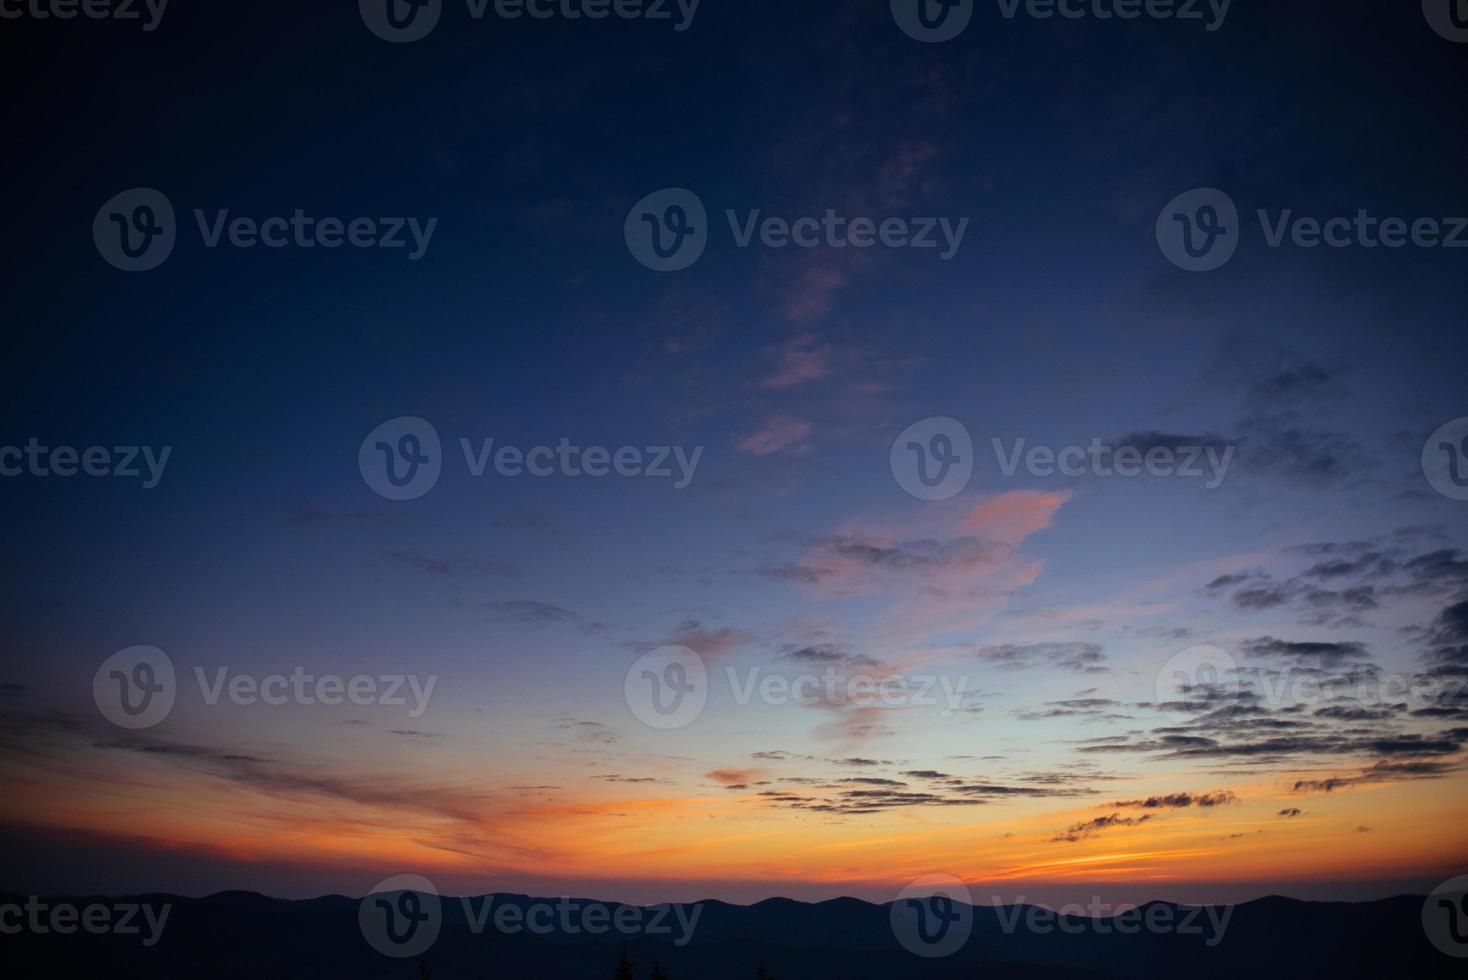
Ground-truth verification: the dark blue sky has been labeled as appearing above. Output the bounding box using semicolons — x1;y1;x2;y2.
2;0;1466;904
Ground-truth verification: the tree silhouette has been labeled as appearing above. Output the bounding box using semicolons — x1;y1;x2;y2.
612;945;635;980
649;963;670;980
756;961;774;980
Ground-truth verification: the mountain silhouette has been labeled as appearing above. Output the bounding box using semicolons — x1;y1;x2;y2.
1;888;1458;978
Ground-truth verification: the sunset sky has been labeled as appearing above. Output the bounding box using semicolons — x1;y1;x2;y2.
2;1;1466;908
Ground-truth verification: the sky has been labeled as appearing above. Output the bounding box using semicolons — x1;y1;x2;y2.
2;0;1467;908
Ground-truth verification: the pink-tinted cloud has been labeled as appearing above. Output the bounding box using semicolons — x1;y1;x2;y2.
662;624;758;660
777;491;1075;644
739;416;814;456
761;334;833;389
783;263;848;322
961;490;1074;542
879;141;940;207
705;768;766;787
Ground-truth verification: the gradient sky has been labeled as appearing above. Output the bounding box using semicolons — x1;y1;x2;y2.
2;0;1466;907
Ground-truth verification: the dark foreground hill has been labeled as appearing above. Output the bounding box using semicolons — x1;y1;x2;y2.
0;888;1456;979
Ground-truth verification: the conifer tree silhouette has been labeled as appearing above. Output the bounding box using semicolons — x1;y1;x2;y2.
756;961;774;980
649;962;670;980
612;945;635;980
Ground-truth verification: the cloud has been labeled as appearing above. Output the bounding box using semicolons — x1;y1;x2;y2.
971;642;1108;674
1052;812;1153;843
1109;791;1238;809
706;768;766;789
379;552;513;577
557;720;619;746
1241;636;1370;667
760;334;832;388
777;644;882;670
1292;759;1459;793
959;490;1073;541
1249;363;1335;403
480;600;604;633
738;416;814;456
636;621;759;661
772;490;1074;643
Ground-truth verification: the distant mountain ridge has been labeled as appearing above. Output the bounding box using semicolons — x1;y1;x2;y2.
1;888;1455;978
